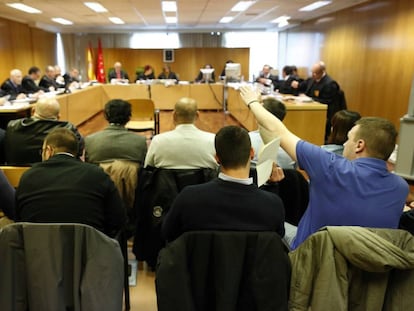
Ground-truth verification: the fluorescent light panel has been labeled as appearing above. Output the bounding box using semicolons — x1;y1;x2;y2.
84;2;108;13
299;1;331;12
271;15;290;23
165;16;177;23
220;16;234;23
6;3;41;14
231;1;255;12
162;1;177;12
108;17;125;24
52;17;73;25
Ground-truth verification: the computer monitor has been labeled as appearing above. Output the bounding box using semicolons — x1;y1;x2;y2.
225;63;241;82
200;68;214;83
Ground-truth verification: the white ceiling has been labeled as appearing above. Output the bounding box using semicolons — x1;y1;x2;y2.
0;0;370;33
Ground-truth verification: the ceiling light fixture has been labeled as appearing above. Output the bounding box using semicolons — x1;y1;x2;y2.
84;2;108;13
6;3;41;14
165;16;178;24
51;18;73;25
231;1;255;12
162;1;177;12
299;1;332;12
108;17;125;24
219;16;234;23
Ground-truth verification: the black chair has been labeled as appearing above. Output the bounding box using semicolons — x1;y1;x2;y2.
156;230;291;311
133;166;218;269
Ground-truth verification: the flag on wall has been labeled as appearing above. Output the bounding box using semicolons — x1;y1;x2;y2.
87;42;96;81
96;38;106;83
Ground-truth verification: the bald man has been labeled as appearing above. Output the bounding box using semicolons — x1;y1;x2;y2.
4;97;83;165
0;69;26;100
144;97;217;169
39;65;59;91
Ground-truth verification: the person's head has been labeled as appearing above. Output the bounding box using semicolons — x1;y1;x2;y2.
215;126;252;169
162;64;170;73
104;99;131;125
282;65;293;78
54;65;62;76
291;65;298;75
327;110;361;145
10;69;23;85
311;61;326;81
204;64;213;69
28;66;41;79
263;98;286;121
114;62;122;71
70;68;79;78
41;128;78;161
173;97;198;124
343;117;397;161
34;98;60;120
262;65;271;75
45;65;56;79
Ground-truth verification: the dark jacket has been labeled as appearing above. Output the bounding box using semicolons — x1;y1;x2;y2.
5;117;84;165
21;76;48;94
0;223;124;311
39;75;59;90
156;230;291;311
133;166;218;268
0;79;23;100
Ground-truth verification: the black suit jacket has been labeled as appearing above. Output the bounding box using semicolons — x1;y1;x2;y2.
301;74;339;105
0;79;23;100
21;76;48;93
39;75;58;90
108;70;129;81
16;154;126;237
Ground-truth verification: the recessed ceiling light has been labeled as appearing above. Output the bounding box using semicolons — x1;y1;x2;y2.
231;1;255;12
299;1;332;12
165;16;177;23
219;16;234;23
162;1;177;12
84;2;108;13
6;3;41;14
51;18;73;25
108;17;125;24
271;15;291;24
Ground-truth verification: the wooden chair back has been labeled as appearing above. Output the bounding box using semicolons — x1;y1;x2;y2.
0;166;30;188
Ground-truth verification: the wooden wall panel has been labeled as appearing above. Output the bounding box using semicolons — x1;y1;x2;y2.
0;17;56;82
280;0;414;128
101;47;249;82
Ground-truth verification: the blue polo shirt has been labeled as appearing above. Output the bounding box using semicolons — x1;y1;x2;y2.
292;140;408;249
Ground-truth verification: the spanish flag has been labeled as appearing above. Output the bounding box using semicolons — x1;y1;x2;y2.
87;42;96;81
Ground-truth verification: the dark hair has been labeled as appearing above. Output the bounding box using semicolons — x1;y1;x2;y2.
328;110;361;145
282;65;293;76
354;117;397;160
28;66;40;75
44;128;78;155
215;126;251;169
104;99;131;125
263;98;286;121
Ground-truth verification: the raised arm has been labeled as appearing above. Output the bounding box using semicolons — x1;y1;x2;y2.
239;85;301;161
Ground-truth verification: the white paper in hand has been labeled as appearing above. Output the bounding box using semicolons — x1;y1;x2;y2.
256;137;280;187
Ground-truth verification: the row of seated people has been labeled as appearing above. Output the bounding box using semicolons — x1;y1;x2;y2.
0;65;80;101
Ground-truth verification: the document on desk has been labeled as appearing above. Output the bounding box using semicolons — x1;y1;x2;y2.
256;137;280;187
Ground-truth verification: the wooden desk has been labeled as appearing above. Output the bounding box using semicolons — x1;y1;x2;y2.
0;104;34;129
189;84;224;110
226;87;327;145
151;84;190;110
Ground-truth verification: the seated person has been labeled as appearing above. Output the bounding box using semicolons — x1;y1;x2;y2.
136;65;155;81
322;110;361;155
4;98;84;165
1;69;26;100
0;169;15;221
108;61;129;83
63;68;80;89
256;64;279;90
162;125;285;242
220;60;234;79
195;64;215;83
39;65;59;91
85;99;147;164
278;65;300;95
249;98;295;169
15;128;126;238
157;64;178;81
240;86;409;250
22;66;48;94
145;97;217;169
54;65;66;88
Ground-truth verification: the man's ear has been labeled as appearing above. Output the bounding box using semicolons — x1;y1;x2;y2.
250;147;254;160
355;139;365;153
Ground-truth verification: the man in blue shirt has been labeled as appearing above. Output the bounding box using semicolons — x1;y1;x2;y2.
240;86;409;249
